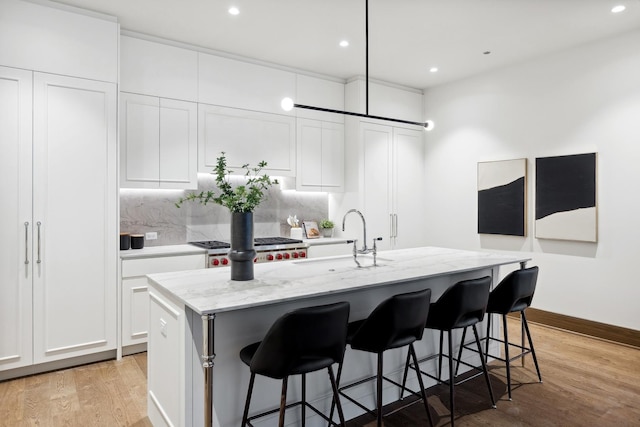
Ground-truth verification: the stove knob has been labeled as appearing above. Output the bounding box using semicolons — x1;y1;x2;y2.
221;258;229;265
254;258;258;263
276;253;283;260
292;252;299;259
267;254;274;261
299;251;306;258
212;258;220;267
284;253;290;259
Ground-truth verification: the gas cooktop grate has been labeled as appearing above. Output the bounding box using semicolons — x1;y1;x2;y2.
189;241;231;250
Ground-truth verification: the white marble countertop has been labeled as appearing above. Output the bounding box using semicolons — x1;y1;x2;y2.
303;237;351;246
147;246;530;315
120;244;206;260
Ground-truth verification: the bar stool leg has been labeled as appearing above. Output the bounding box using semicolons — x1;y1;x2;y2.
502;314;512;400
438;330;445;382
399;349;412;400
454;326;468;377
521;311;543;383
472;325;496;408
447;330;455;427
279;377;288;427
409;343;435;427
241;372;256;427
485;314;492;363
301;373;307;426
327;365;346;426
376;353;383;427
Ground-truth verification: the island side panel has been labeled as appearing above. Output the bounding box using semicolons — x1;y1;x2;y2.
183;268;496;427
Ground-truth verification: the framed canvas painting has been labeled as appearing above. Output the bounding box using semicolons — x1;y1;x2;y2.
535;153;597;242
477;158;527;236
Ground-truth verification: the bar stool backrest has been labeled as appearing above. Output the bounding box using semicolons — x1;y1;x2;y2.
249;301;350;379
350;288;432;353
427;277;492;330
488;266;539;314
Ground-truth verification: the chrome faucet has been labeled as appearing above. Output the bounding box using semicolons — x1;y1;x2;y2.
342;209;383;267
342;209;369;254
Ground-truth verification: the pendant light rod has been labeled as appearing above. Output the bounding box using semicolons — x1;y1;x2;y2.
292;103;430;128
365;0;369;116
287;0;432;130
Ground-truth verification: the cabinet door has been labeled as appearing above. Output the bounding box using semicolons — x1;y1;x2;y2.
0;66;33;371
362;122;393;251
120;92;161;188
122;277;149;347
297;119;344;191
32;73;117;363
393;127;425;249
159;98;198;189
199;104;295;176
320;122;344;191
297;119;323;190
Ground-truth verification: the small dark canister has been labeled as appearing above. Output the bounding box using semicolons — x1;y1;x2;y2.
130;234;145;249
120;233;130;250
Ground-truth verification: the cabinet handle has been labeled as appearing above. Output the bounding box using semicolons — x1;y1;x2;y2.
37;221;42;264
389;214;393;239
24;222;30;265
394;214;398;238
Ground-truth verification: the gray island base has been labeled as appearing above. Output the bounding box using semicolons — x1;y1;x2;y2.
146;246;529;427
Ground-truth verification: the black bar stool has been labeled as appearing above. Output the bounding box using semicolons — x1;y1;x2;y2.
239;301;350;427
403;276;495;427
331;289;434;427
458;266;542;400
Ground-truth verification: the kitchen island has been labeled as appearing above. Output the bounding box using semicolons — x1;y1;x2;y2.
146;246;529;427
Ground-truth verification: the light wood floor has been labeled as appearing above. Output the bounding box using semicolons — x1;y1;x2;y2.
1;318;639;426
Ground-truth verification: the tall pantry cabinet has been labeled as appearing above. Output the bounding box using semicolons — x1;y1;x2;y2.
0;1;118;376
0;68;118;373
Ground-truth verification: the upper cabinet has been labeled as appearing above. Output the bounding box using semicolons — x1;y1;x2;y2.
199;53;296;114
120;35;198;101
0;0;118;83
295;75;345;123
345;78;424;123
198;104;295;177
120;92;198;189
296;119;344;192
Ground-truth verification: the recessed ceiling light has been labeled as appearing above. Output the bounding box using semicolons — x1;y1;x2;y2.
429;67;438;73
228;6;240;15
339;40;349;47
611;5;626;13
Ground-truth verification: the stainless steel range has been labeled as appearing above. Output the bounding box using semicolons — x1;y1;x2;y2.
190;237;309;268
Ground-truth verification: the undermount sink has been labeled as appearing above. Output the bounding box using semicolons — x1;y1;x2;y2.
293;255;391;269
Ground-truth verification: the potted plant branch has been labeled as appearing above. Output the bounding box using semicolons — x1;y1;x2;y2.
176;152;274;280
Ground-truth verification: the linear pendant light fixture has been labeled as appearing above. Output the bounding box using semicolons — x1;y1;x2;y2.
281;0;433;130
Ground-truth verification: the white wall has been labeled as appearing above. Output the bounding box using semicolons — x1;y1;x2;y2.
423;29;640;330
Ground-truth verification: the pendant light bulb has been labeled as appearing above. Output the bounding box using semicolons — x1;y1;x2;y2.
424;120;435;131
281;97;294;111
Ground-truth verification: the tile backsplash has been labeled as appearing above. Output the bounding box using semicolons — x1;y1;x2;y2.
120;175;328;246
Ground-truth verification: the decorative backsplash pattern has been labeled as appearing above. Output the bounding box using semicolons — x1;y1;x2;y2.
120;175;328;246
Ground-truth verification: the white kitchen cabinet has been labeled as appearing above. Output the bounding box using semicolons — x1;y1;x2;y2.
198;52;296;114
296;118;344;192
362;122;425;250
1;69;118;375
198;104;296;177
0;0;118;83
0;66;33;371
120;92;198;189
31;73;118;364
121;254;205;353
120;35;198;101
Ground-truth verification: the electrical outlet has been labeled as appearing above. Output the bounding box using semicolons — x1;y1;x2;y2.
159;318;167;337
146;231;158;240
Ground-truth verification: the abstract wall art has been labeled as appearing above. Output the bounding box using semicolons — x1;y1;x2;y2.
535;153;597;242
477;158;527;236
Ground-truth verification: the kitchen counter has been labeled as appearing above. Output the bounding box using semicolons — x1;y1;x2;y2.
119;244;206;260
146;246;529;427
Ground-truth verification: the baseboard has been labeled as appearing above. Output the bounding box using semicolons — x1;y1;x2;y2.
509;308;640;349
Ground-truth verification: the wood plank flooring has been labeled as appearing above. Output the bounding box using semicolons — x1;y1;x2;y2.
1;319;639;426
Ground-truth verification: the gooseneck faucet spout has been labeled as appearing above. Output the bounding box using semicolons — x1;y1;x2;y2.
342;209;369;254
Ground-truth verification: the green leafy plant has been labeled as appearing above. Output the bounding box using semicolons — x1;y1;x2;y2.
175;152;274;213
319;219;335;229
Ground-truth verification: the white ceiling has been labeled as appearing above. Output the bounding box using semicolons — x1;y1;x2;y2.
51;0;640;89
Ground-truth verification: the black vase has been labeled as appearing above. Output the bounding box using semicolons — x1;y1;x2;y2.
229;211;256;281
